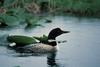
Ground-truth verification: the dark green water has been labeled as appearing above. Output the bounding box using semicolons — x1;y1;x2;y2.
0;16;100;67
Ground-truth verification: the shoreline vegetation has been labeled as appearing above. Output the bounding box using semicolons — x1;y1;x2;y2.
0;0;100;26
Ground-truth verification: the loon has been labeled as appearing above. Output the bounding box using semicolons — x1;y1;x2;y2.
11;28;70;53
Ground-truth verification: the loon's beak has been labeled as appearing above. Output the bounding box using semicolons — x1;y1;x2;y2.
62;31;70;33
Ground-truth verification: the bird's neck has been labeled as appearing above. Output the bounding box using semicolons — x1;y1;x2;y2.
48;41;57;46
47;33;57;46
48;38;57;46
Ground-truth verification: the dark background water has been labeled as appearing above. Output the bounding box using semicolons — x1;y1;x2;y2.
0;16;100;67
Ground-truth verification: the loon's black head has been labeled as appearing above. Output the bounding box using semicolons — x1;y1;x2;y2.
48;28;69;40
48;28;70;46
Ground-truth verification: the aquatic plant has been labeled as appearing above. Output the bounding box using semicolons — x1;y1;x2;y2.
7;35;37;46
7;35;48;47
0;0;41;26
0;0;100;27
33;35;48;44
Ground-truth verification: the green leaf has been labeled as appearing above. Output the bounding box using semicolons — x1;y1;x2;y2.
33;35;48;44
6;8;26;22
0;14;20;26
3;0;14;7
7;35;37;46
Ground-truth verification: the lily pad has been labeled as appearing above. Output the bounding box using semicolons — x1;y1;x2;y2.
7;35;37;46
0;14;20;26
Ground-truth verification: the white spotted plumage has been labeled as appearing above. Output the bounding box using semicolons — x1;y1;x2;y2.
23;43;58;53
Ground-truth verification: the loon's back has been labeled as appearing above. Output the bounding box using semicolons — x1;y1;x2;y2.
22;43;58;53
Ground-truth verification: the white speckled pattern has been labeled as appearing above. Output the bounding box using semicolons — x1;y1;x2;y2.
24;43;58;53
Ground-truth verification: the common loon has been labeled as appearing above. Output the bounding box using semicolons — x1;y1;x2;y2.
10;28;70;53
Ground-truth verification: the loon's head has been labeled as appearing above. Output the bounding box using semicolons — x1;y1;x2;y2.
48;28;70;46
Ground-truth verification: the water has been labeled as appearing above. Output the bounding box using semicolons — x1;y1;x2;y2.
0;16;100;67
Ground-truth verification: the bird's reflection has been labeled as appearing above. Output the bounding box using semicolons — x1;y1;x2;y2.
47;52;61;67
47;52;57;66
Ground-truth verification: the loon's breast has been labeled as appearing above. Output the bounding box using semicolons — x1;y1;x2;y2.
23;43;58;53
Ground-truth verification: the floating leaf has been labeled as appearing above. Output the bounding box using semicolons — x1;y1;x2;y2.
3;0;14;7
33;35;48;44
6;8;26;22
7;35;37;46
0;14;20;26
